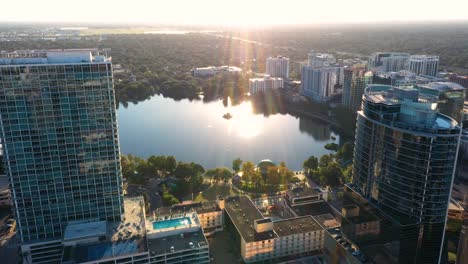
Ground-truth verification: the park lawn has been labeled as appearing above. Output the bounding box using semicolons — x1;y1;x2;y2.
194;182;236;202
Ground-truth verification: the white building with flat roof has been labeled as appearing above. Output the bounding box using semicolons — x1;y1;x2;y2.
368;52;410;73
266;56;289;79
408;55;439;77
308;51;336;68
249;76;284;94
301;66;339;102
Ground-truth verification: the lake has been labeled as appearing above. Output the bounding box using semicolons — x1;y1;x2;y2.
117;95;342;170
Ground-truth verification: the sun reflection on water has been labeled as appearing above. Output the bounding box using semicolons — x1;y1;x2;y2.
227;101;262;139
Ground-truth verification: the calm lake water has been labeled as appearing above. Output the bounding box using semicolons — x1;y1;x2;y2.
117;95;342;170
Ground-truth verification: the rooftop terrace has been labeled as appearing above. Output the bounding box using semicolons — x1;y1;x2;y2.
63;197;147;263
147;229;208;256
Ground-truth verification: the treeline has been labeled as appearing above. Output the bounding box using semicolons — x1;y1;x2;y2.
121;154;206;205
236;160;295;193
121;154;239;206
303;142;354;187
233;23;468;70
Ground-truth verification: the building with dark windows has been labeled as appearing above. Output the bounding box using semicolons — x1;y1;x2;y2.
342;67;372;111
0;50;214;264
301;65;340;102
457;226;468;264
347;84;461;264
223;195;324;263
417;82;466;122
408;55;439;77
368;52;410;73
448;74;468;93
0;50;124;244
265;56;290;79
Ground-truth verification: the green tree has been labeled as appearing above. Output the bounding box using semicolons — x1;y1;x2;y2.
241;161;256;183
324;143;340;151
278;162;294;185
342;165;353;183
320;162;343;187
336;142;354;162
205;167;232;182
303;156;318;174
267;166;280;185
232;158;243;173
165;156;177;174
251;171;264;189
319;154;333;168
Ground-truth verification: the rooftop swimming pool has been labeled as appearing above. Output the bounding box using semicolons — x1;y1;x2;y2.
153;217;192;230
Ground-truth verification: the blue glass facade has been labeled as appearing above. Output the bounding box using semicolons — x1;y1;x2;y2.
0;54;124;243
349;85;461;263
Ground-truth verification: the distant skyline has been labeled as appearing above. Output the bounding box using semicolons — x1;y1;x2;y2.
2;0;468;26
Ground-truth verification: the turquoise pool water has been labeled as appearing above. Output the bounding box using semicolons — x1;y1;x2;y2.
153;217;192;230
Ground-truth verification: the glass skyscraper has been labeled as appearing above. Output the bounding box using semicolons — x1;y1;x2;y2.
347;85;461;263
0;50;124;244
342;66;372;111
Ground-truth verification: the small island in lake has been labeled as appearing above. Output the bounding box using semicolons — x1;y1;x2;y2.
223;113;233;119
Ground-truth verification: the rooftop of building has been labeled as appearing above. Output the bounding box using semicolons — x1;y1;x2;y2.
147;228;208;256
313;213;340;229
170;200;221;215
364;84;459;130
293;201;335;217
409;55;439;59
146;211;201;238
225;196;272;242
249;76;283;81
0;49;110;65
418;82;465;92
267;56;289;60
65;197;147;263
286;187;321;199
273;216;322;237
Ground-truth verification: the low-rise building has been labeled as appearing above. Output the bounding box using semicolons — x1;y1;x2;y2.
170;200;224;235
193;66;242;77
286;187;328;207
224;195;324;263
146;211;210;264
22;197;212;264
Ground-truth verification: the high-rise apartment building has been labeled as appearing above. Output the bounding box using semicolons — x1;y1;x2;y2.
408;55;440;77
0;50;215;264
265;56;289;79
417;82;466;122
249;75;283;94
0;50;124;244
448;74;468;99
301;66;339;102
348;84;461;263
308;51;336;68
342;67;372;111
368;52;410;73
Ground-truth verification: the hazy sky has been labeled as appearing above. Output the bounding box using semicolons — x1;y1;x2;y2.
2;0;468;26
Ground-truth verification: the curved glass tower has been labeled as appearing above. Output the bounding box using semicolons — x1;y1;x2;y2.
350;85;461;263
